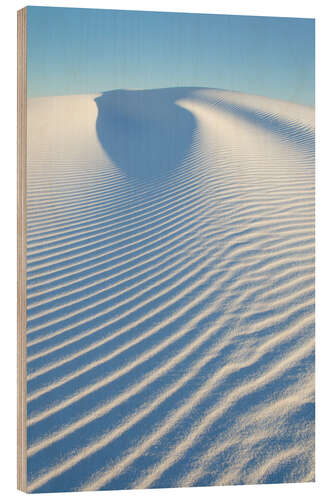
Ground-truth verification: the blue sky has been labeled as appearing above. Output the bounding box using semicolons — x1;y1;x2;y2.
27;6;315;106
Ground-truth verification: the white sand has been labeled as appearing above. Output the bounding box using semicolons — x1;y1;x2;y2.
26;88;314;492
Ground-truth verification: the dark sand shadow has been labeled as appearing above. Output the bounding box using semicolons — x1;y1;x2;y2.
95;88;197;181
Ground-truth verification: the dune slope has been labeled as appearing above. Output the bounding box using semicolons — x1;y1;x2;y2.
26;88;315;492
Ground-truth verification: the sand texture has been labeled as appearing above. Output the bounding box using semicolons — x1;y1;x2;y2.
25;88;314;492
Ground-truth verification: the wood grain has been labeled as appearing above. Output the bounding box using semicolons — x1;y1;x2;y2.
17;6;27;493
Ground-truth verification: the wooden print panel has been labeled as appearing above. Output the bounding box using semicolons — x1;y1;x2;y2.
18;6;315;493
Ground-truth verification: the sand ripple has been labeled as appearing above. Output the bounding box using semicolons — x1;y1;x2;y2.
25;88;315;492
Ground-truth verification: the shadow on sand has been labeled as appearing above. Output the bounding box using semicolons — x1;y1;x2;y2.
95;88;197;181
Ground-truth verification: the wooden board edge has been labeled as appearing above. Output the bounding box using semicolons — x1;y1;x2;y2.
17;6;27;493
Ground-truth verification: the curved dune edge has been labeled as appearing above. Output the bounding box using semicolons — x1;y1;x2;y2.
26;88;314;492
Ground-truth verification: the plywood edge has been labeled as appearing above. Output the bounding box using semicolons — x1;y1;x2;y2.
17;6;27;493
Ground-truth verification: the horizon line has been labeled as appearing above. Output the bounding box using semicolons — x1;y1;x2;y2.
27;86;315;108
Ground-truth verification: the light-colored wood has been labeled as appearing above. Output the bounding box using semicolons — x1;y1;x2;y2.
17;6;27;493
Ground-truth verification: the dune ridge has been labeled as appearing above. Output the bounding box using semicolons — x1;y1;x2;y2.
26;87;314;492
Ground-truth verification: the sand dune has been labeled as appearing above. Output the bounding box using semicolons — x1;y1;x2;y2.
26;87;314;492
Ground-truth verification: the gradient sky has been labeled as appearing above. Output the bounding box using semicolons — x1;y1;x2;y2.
27;6;315;106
